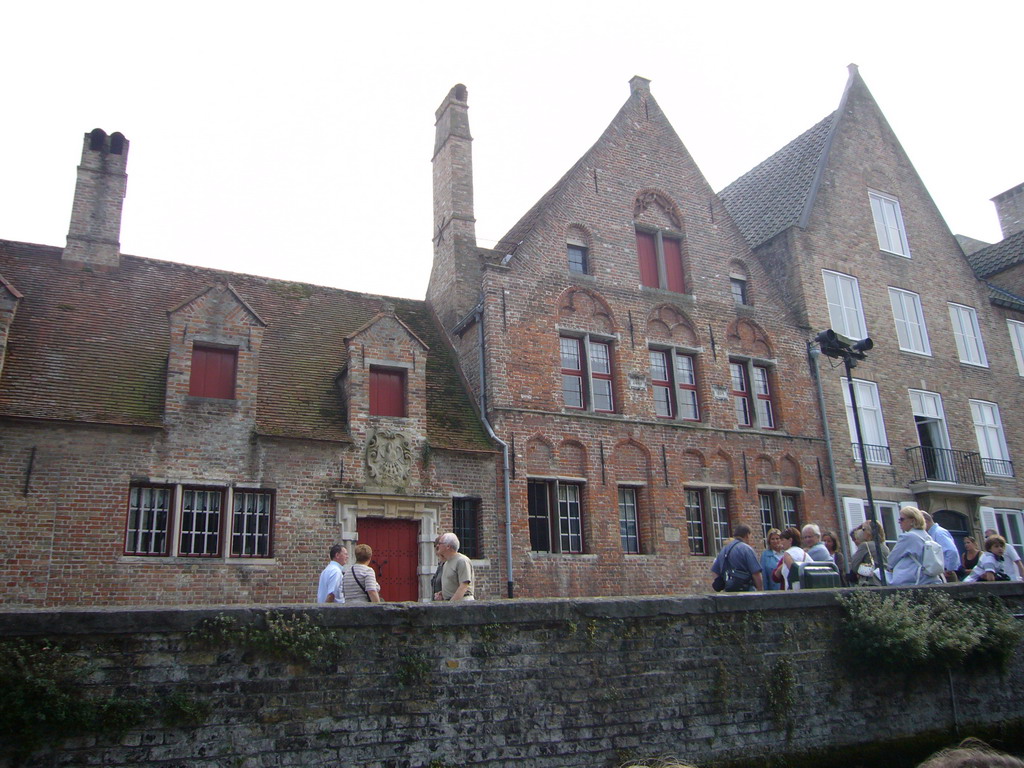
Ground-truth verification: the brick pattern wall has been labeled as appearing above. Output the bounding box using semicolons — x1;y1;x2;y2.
2;587;1021;768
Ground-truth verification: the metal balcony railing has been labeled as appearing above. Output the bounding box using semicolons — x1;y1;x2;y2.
981;457;1015;478
852;442;892;464
905;446;986;486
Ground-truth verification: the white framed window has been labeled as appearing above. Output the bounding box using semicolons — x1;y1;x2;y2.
970;400;1013;477
823;270;867;340
869;190;911;257
841;378;890;464
909;390;954;482
948;303;988;367
1008;319;1024;377
843;497;902;549
888;288;931;355
730;359;776;429
981;507;1024;561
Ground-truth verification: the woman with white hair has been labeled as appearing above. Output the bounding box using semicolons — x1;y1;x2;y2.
886;506;942;586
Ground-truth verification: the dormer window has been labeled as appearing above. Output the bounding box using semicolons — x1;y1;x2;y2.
370;366;407;417
189;344;237;399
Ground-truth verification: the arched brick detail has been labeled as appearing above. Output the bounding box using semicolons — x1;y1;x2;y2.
611;439;651;484
634;188;683;230
559;439;588;478
526;435;555;475
780;455;801;488
679;448;707;483
755;454;778;485
556;287;615;335
647;305;699;346
708;450;734;485
726;318;773;358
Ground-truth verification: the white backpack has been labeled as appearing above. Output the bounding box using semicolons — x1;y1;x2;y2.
916;535;945;579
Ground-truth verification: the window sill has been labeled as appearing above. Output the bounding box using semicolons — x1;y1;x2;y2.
527;552;599;561
118;555;277;565
896;348;933;358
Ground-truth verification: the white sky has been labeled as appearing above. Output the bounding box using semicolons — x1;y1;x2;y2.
2;1;1022;300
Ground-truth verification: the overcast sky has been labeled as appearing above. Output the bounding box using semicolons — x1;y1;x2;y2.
2;2;1022;300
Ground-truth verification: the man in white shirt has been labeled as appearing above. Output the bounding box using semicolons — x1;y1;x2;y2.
985;529;1024;581
316;545;348;602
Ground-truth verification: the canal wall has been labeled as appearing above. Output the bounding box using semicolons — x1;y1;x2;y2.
1;585;1023;767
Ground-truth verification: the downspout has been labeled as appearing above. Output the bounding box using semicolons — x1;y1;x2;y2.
474;303;514;598
808;342;848;564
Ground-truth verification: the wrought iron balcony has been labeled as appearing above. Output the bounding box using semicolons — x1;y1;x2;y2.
905;446;986;486
981;457;1015;478
852;442;892;465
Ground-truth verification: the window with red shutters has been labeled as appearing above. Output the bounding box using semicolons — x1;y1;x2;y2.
635;229;686;293
189;345;237;399
370;367;407;417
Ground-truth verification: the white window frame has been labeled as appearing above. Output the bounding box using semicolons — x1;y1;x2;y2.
618;487;640;554
888;288;931;355
841;378;890;464
948;303;988;367
869;190;911;257
970;399;1013;477
823;270;867;341
1008;319;1024;377
981;506;1024;561
843;497;902;549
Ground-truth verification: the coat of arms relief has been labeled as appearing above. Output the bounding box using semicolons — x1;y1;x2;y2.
365;428;414;487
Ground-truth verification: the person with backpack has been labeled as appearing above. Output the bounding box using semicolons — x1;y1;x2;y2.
710;525;763;592
886;506;943;586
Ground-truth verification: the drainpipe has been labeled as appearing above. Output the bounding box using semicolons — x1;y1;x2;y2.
472;303;514;598
808;342;848;565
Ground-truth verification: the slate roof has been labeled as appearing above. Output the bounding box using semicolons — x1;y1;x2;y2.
964;229;1024;279
0;240;494;452
718;112;836;248
987;281;1024;313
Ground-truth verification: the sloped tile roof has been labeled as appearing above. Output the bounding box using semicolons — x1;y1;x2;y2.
0;240;493;452
964;229;1024;279
987;281;1024;313
718;113;836;248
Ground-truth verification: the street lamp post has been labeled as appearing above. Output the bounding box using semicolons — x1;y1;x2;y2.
814;330;888;586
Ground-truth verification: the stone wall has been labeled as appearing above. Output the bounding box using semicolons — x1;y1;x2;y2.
2;585;1023;768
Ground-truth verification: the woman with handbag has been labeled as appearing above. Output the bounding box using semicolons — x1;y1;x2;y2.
848;524;888;587
760;529;785;591
342;543;382;603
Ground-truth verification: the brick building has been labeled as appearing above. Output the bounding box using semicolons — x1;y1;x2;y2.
428;79;836;598
0;129;498;606
720;66;1024;555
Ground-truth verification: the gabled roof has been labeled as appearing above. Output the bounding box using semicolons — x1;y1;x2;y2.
718;112;836;248
0;239;493;452
965;229;1024;279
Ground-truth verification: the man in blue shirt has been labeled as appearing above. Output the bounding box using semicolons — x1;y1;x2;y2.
923;511;961;581
710;525;763;591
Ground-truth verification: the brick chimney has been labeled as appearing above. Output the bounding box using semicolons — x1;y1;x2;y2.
63;128;129;267
992;182;1024;239
427;84;480;330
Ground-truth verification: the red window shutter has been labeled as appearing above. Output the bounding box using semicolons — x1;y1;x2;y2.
189;346;237;399
663;237;686;293
636;231;659;288
370;368;406;417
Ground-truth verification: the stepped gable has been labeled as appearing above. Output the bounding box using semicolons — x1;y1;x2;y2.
718;111;836;248
965;229;1024;279
0;239;491;451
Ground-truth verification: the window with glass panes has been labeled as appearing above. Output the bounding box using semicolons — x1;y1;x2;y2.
685;489;707;555
560;335;614;413
730;362;752;427
753;365;775;428
731;277;748;305
759;492;776;542
823;270;868;341
528;480;584;554
179;488;223;556
125;485;172;555
710;491;730;551
650;349;699;421
558;484;583;553
618;487;640;554
453;497;481;558
888;288;931;355
869;190;911;257
231;491;273;557
949;303;988;367
970;400;1012;477
567;243;588;274
781;494;800;530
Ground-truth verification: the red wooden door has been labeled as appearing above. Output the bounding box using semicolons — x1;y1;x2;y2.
357;518;420;602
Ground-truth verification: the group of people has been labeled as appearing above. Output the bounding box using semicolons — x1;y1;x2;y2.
710;508;1024;591
315;532;475;604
